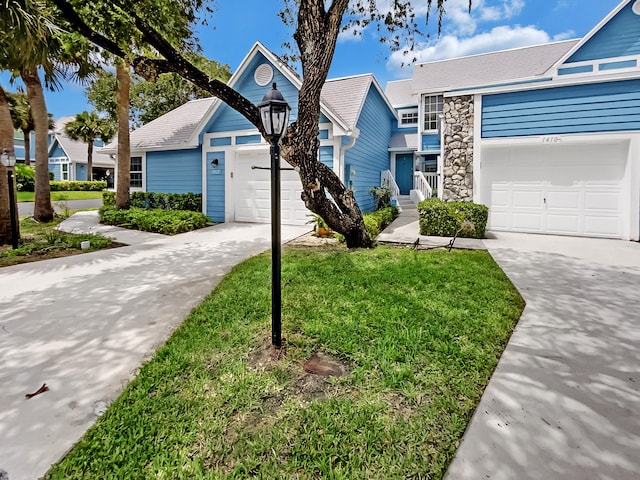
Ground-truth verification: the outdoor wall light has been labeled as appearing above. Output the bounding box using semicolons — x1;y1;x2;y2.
211;158;219;168
257;82;291;350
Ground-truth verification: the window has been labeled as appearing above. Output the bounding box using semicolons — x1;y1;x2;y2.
399;109;419;127
423;94;443;131
61;163;69;181
130;156;143;188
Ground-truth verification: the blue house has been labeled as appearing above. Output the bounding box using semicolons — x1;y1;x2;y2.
385;0;640;241
104;0;640;241
48;117;115;181
102;42;396;225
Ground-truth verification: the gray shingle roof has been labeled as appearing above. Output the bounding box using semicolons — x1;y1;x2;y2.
321;74;376;130
386;40;579;102
385;79;417;108
104;97;218;152
51;134;115;168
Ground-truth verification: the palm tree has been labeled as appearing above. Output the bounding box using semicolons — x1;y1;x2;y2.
7;91;54;166
64;110;115;180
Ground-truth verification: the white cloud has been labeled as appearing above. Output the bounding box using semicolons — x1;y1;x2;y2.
387;24;567;70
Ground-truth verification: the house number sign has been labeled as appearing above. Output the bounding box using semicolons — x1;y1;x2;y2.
541;136;562;143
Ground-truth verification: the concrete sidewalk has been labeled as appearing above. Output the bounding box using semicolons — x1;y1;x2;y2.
445;234;640;480
0;214;309;480
379;202;640;479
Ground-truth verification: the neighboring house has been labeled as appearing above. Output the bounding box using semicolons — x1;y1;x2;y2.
385;0;640;241
101;41;396;225
13;130;35;163
48;117;115;182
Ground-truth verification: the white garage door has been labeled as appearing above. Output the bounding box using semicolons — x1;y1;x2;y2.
482;142;628;238
235;151;310;225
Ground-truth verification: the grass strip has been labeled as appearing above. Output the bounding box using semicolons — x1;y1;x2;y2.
47;246;524;479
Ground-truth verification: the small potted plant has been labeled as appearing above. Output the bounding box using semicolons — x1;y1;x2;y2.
306;213;333;237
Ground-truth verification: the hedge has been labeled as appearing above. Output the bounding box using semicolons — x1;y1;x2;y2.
102;191;202;212
417;198;488;238
363;206;399;238
99;206;210;235
50;180;107;191
15;164;35;191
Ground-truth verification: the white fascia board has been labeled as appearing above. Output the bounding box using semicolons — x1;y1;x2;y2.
184;99;220;147
448;69;640;97
544;0;631;74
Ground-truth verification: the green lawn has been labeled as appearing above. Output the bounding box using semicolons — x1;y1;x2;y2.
0;216;115;267
17;191;104;202
46;246;524;480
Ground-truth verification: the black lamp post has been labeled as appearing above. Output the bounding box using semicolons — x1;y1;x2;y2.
1;149;18;249
258;83;291;349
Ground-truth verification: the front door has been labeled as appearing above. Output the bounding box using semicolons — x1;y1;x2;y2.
396;154;413;195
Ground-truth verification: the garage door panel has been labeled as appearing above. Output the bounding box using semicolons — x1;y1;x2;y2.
546;214;580;234
546;190;580;209
512;213;543;231
483;142;627;239
584;191;619;211
512;190;543;208
584;216;621;236
235;153;310;225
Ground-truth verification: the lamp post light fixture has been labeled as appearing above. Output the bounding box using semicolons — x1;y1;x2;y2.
258;83;291;349
0;148;18;249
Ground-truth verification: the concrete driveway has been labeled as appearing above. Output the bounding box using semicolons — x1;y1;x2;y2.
0;221;308;480
446;233;640;480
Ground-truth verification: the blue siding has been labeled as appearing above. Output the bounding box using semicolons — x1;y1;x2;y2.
421;133;441;151
319;113;330;123
567;3;640;63
318;129;329;140
75;163;87;181
49;142;66;158
344;86;394;212
49;164;61;180
319;146;333;169
482;79;640;138
202;52;299;138
147;148;202;193
206;152;225;222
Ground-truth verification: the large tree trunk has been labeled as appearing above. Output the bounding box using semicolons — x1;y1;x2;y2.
115;61;131;209
285;0;373;248
22;69;54;222
0;87;19;245
22;128;31;166
86;140;93;181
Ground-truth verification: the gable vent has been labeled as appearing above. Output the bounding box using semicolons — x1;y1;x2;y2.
254;64;274;86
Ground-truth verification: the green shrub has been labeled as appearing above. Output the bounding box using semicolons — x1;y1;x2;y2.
417;198;488;238
99;206;210;235
363;206;399;239
50;180;107;191
15;163;35;191
129;192;202;212
369;186;393;210
102;191;115;207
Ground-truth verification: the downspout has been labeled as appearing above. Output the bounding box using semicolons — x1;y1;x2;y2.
339;127;360;183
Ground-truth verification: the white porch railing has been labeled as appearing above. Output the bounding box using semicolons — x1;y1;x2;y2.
381;170;400;198
423;173;438;193
413;171;433;200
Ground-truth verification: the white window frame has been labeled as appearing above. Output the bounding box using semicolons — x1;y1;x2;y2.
61;163;69;181
398;108;419;128
423;94;443;132
130;155;144;190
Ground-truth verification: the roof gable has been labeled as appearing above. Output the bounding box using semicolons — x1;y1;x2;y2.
321;74;396;130
559;0;640;65
52;133;115;166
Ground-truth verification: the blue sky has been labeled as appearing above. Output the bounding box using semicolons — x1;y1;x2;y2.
3;0;624;119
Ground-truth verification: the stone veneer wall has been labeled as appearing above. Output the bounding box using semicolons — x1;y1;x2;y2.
442;95;474;202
